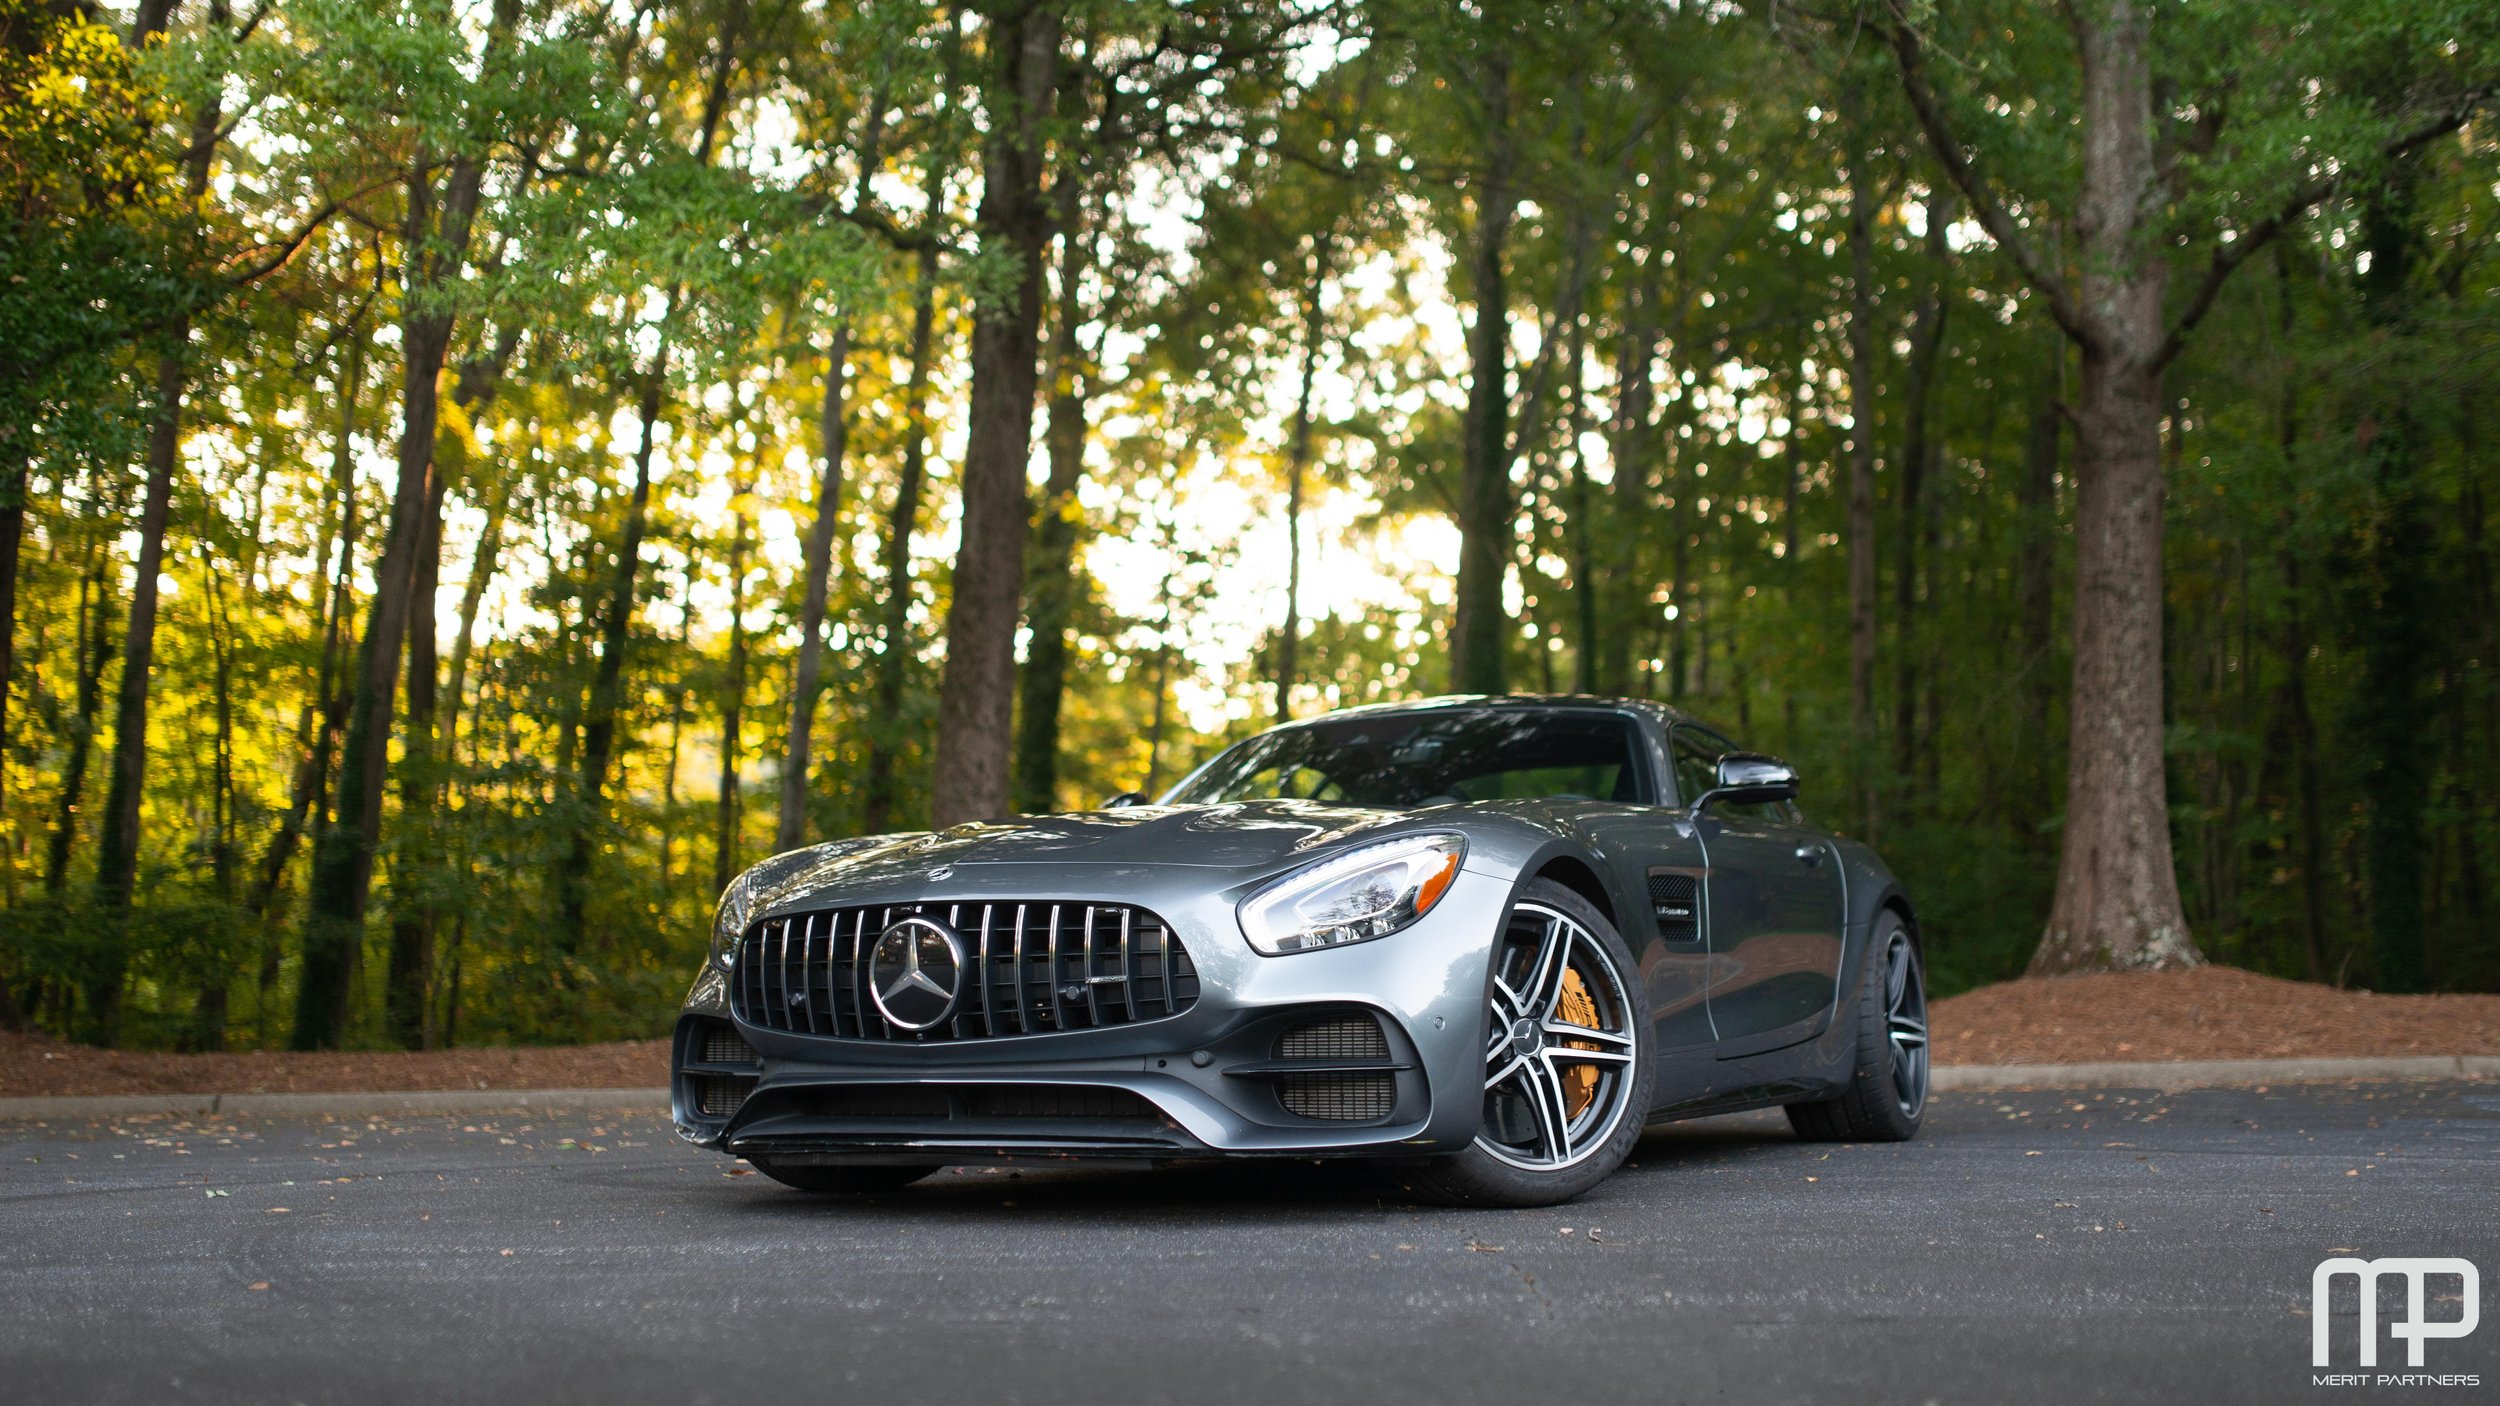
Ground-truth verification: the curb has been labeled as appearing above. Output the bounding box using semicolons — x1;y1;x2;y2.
0;1087;670;1123
3;1056;2496;1124
1930;1055;2500;1093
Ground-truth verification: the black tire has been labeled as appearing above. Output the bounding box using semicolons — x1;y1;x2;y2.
1785;910;1927;1143
748;1160;939;1194
1402;879;1656;1208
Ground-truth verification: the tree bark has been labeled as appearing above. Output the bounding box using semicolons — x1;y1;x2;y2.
1449;44;1516;697
1011;168;1095;815
1276;237;1330;720
87;0;233;1044
930;2;1060;827
1600;266;1658;694
1893;190;1949;784
862;200;945;834
556;4;739;937
294;126;499;1048
45;514;115;897
2351;153;2430;992
381;471;447;1048
1888;0;2207;971
715;488;751;893
2027;0;2199;973
775;98;888;852
1842;147;1881;835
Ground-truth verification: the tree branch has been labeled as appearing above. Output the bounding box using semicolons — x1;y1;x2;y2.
1882;9;2097;353
2154;87;2494;371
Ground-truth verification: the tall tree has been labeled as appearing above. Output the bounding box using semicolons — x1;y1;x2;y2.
929;0;1060;826
1881;0;2493;972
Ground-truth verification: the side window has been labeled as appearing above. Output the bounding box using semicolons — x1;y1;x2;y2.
1669;729;1722;810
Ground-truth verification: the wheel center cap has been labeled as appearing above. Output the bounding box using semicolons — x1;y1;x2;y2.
1510;1018;1543;1055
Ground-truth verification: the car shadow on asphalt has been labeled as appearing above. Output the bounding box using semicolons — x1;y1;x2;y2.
722;1110;1808;1218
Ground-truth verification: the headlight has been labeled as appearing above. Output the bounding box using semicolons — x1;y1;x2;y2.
1238;833;1466;955
711;872;763;970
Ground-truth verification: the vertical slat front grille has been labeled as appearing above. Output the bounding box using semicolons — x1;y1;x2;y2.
731;901;1199;1042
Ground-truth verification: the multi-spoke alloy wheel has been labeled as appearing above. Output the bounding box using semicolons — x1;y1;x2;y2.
1882;927;1929;1119
1476;901;1640;1170
1785;909;1928;1143
1403;879;1653;1207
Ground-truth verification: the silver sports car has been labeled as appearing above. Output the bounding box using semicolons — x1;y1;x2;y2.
671;696;1928;1206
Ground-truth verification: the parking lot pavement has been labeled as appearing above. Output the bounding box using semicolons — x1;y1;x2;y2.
4;1080;2495;1405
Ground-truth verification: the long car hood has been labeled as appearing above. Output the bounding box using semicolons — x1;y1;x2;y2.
734;799;1413;918
875;799;1400;872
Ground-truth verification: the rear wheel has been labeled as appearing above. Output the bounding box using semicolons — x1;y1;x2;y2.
748;1160;939;1194
1785;911;1927;1142
1402;880;1654;1208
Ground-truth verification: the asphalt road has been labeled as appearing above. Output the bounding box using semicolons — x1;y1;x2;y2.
4;1081;2496;1405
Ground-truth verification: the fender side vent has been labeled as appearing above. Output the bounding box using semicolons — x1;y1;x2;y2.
1647;871;1700;942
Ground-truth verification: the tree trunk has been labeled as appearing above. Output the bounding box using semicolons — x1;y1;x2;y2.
1600;267;1658;694
862;215;944;834
438;472;509;767
1275;245;1330;720
86;341;188;1040
382;472;447;1048
1893;190;1949;783
1450;46;1516;697
2351;153;2430;992
930;2;1060;827
46;519;114;897
1012;171;1095;815
2028;0;2199;973
1842;149;1880;835
775;98;888;852
559;370;665;948
715;483;752;893
295;143;495;1047
2012;349;2062;850
88;0;234;1044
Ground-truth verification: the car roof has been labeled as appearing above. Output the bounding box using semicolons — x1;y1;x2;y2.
1269;693;1711;734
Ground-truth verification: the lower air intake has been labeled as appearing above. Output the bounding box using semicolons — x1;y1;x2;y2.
696;1074;756;1118
1276;1015;1389;1062
1279;1072;1396;1122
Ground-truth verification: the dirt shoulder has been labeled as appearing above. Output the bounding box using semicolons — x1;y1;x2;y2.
7;965;2498;1096
0;1033;668;1098
1928;964;2500;1065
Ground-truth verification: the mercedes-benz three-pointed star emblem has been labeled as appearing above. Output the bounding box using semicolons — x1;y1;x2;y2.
867;915;966;1032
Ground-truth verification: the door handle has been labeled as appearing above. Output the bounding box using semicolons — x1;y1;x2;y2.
1794;844;1825;867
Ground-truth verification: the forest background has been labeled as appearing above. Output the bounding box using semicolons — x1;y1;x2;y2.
3;0;2496;1051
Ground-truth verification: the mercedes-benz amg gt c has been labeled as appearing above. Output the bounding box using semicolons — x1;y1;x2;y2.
672;696;1928;1206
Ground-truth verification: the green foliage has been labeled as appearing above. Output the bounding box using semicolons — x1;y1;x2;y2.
3;0;2496;1052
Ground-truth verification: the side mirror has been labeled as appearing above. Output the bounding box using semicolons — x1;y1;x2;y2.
1101;790;1150;810
1693;753;1797;815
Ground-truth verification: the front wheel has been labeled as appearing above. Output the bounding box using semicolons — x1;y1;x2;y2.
1401;879;1655;1208
1785;911;1927;1142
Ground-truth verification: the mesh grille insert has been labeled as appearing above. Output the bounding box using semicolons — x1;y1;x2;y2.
696;1074;755;1118
730;901;1199;1041
1279;1072;1396;1122
1276;1015;1389;1062
701;1029;758;1066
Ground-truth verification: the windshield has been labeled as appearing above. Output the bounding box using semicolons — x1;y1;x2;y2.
1164;709;1651;809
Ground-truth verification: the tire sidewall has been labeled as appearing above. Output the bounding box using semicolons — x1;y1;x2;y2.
1418;877;1657;1206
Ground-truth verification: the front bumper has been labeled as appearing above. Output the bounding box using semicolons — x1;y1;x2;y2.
670;864;1515;1161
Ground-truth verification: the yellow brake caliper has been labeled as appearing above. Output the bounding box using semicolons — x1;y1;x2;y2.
1554;966;1603;1117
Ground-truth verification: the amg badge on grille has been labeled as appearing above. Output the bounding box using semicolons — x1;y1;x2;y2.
867;916;966;1032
